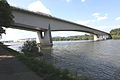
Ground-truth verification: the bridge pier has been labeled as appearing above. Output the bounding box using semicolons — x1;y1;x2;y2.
94;35;111;41
36;25;53;47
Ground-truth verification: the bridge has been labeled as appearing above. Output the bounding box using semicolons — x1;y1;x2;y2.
10;7;111;46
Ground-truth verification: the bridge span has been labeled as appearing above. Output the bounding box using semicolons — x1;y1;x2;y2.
10;7;111;46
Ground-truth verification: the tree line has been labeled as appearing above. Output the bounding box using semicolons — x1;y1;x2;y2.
110;28;120;39
52;34;94;41
53;27;120;41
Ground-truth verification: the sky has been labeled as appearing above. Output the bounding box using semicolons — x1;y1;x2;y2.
1;0;120;41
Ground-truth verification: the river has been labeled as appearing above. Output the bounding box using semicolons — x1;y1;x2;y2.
6;40;120;80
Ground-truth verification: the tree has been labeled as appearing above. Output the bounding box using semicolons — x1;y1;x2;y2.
110;28;120;39
20;41;42;57
0;0;14;38
110;28;120;35
0;27;5;38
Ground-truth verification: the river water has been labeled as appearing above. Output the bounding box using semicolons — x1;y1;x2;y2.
6;40;120;80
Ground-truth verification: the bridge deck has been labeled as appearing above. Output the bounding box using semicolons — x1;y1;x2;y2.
11;7;110;36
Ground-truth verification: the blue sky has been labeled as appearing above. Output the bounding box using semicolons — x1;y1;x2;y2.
1;0;120;41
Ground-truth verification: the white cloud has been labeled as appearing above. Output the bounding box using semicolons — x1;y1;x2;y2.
92;13;108;21
28;0;51;15
92;13;100;17
115;17;120;21
75;13;108;26
65;0;86;3
93;25;120;33
76;20;95;25
7;0;18;7
97;16;108;21
94;26;109;32
81;0;86;2
66;0;71;2
76;20;91;25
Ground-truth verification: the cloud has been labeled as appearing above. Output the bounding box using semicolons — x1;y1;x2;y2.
76;20;95;25
92;13;100;17
75;20;118;33
115;17;120;21
92;13;108;21
96;16;108;21
93;25;120;33
65;0;71;2
7;0;18;7
28;0;51;15
81;0;86;2
94;26;109;32
65;0;86;3
75;13;108;26
76;20;91;25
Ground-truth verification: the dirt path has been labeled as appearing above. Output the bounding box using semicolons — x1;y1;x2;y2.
0;46;42;80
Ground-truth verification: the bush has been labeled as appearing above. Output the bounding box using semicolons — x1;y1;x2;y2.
0;42;3;45
112;35;120;39
20;41;43;57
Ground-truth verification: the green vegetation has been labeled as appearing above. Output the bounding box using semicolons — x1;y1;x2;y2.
20;41;43;57
110;28;120;39
0;42;88;80
53;34;93;41
0;0;14;37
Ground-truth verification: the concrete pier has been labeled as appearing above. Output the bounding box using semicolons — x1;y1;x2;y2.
37;25;53;46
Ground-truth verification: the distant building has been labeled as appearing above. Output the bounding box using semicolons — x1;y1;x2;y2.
0;40;14;43
17;38;36;42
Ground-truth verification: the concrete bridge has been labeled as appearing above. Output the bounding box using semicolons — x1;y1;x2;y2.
10;7;111;46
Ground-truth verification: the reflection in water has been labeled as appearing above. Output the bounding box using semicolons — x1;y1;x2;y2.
7;40;120;80
39;47;54;63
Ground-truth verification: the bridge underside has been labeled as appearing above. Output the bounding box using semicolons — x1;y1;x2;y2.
11;23;112;46
9;7;112;46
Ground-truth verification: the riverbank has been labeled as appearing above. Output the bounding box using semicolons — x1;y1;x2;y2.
0;43;88;80
53;35;93;41
0;43;42;80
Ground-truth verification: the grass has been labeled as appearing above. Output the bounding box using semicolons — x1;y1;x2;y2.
0;43;88;80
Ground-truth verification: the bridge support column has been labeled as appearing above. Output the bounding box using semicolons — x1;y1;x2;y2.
36;25;53;47
94;35;105;41
94;35;111;41
94;35;98;41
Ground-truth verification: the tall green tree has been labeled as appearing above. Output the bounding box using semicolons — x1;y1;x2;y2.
110;28;120;35
0;0;14;38
110;28;120;39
